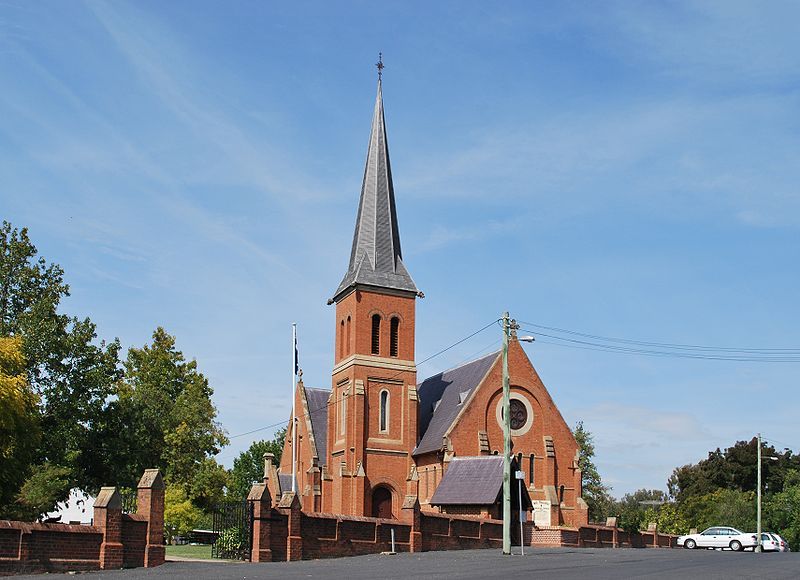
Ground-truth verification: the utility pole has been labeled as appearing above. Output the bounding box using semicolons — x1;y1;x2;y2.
757;432;762;553
502;312;512;555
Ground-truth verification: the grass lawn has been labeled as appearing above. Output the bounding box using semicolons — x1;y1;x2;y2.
165;544;213;560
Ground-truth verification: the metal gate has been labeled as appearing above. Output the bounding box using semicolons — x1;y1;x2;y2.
211;500;253;561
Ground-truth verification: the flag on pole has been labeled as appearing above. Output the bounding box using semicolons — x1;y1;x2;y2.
294;332;299;376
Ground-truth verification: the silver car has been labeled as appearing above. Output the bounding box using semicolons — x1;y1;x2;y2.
677;526;758;551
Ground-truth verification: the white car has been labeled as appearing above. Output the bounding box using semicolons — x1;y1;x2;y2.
761;532;789;552
760;532;781;552
677;526;758;551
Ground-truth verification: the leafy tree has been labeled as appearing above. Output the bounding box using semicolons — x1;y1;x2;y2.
668;439;796;503
164;484;203;543
612;489;668;533
573;421;613;523
117;328;228;498
680;488;755;533
0;222;122;495
188;459;229;510
765;470;800;551
651;502;691;536
228;430;286;500
13;463;73;521
0;336;40;513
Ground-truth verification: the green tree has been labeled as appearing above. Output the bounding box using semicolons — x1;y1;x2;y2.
652;502;691;535
764;469;800;551
117;328;228;500
13;463;73;521
0;222;122;497
188;459;229;510
668;439;796;503
228;429;286;500
163;484;203;543
612;489;668;533
0;337;40;513
573;421;613;523
679;488;756;533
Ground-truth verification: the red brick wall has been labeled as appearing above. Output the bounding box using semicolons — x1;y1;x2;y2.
299;513;411;559
121;515;148;568
0;521;102;575
419;513;503;552
252;497;514;562
0;470;164;575
529;524;678;549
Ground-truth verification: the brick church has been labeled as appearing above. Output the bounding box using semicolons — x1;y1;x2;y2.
272;73;588;529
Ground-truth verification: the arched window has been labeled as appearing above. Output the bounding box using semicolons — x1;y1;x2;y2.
371;314;381;355
345;316;351;355
339;320;345;358
379;390;389;432
559;485;565;503
389;317;400;357
529;454;535;486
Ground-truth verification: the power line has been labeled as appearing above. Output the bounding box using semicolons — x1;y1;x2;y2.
517;321;800;362
518;320;800;354
227;319;500;439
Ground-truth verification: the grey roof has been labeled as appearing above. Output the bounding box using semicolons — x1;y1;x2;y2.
333;79;418;302
305;387;330;466
413;351;500;456
278;473;298;494
430;456;531;507
429;457;504;505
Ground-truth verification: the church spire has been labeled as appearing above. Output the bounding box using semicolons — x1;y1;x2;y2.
332;62;418;303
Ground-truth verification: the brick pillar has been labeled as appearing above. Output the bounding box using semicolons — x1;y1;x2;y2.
401;496;422;553
137;469;165;567
284;493;303;561
94;487;123;569
248;483;273;562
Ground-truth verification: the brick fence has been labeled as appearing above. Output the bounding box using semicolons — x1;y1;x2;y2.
248;484;505;562
0;469;164;576
248;482;677;562
529;524;678;549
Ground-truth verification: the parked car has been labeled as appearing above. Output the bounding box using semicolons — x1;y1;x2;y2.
768;532;791;552
677;527;758;551
760;532;781;552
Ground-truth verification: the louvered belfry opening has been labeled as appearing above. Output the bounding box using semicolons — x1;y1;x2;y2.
371;314;381;355
389;317;399;357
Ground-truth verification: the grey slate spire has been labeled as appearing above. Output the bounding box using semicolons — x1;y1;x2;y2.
332;77;418;302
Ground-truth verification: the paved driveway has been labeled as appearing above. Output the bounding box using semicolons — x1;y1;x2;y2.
15;547;800;579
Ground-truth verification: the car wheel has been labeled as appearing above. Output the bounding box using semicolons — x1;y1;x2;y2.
685;539;696;549
730;540;742;551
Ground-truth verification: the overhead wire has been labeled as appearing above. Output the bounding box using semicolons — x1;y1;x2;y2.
517;321;800;362
227;319;500;439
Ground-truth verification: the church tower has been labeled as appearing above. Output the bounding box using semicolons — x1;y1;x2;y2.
324;70;420;519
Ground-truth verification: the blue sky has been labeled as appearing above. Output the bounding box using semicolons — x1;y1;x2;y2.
2;0;798;496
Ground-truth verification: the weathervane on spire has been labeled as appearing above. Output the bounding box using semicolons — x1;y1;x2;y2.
376;52;384;80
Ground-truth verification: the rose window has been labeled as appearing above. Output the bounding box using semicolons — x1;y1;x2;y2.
509;399;528;430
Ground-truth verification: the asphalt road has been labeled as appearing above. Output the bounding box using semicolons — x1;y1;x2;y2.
15;548;800;579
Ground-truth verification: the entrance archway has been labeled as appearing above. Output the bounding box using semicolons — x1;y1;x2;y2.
371;486;393;519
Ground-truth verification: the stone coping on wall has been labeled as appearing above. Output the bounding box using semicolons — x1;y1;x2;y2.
0;520;102;535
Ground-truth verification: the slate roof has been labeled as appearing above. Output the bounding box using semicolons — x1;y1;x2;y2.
305;387;330;466
429;457;504;505
333;78;418;302
430;456;532;507
278;473;297;494
413;351;500;456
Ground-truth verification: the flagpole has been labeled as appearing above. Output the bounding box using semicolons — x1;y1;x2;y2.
292;322;297;494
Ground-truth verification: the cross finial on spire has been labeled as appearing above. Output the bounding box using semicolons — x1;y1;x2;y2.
376;52;384;80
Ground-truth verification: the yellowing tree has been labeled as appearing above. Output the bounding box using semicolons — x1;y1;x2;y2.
0;337;40;512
